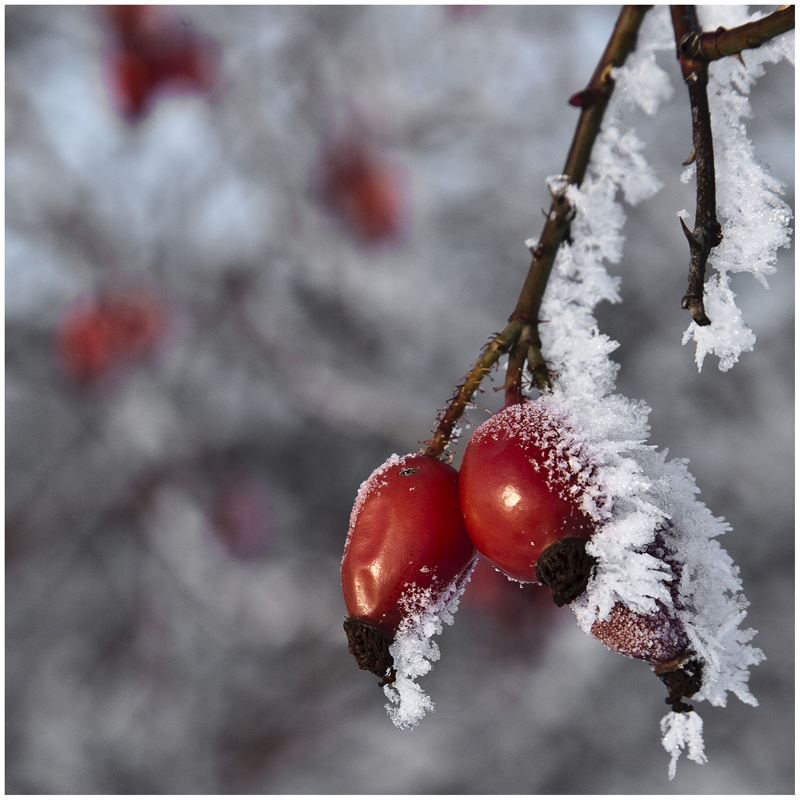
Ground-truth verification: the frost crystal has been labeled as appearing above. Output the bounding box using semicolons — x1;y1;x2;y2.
535;5;766;777
661;710;708;780
383;570;473;730
682;7;794;372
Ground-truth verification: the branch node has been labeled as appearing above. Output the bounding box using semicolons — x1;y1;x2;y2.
681;294;711;327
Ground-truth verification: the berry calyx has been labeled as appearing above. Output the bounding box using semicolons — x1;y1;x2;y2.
342;618;395;687
341;453;476;684
458;402;604;602
535;536;597;606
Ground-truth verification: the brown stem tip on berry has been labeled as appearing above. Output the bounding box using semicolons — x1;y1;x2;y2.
343;617;396;686
535;537;597;607
655;655;704;713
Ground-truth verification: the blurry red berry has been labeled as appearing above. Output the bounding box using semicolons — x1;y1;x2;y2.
56;304;117;384
445;6;484;19
100;5;221;122
56;289;168;385
459;402;603;604
316;134;408;244
341;453;476;683
460;555;556;633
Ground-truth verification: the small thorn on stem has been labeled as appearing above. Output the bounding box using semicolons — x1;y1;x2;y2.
679;216;698;246
682;147;696;166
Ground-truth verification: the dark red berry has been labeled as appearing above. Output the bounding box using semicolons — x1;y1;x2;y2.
583;530;703;711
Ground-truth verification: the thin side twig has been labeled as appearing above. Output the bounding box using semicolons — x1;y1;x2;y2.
671;5;722;327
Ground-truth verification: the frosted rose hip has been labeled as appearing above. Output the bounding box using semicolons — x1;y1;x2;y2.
459;402;603;604
341;453;476;683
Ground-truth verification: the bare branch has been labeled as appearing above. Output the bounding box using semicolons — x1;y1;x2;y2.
679;6;795;62
671;6;723;327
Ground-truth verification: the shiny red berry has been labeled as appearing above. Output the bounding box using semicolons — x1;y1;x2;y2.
341;453;476;683
458;402;603;604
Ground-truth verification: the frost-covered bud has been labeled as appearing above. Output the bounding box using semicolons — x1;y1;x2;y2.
586;531;703;711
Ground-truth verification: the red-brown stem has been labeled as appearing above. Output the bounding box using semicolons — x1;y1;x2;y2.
423;320;523;459
504;4;650;401
678;6;794;62
426;6;650;455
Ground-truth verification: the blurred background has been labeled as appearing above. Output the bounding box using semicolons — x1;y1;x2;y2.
5;5;793;793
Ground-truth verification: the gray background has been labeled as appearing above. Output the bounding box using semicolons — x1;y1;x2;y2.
5;5;794;793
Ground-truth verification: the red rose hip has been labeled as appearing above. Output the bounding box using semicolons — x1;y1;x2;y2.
459;402;603;605
341;453;476;684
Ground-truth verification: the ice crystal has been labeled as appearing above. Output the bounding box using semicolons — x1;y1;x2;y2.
661;710;708;779
383;571;473;730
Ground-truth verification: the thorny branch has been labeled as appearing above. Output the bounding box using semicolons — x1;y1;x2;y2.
422;321;523;459
671;6;723;327
423;5;650;459
506;5;651;402
425;3;793;457
678;6;794;63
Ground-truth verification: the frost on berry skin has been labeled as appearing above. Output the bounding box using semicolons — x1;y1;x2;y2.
341;453;476;693
582;529;703;712
459;401;610;604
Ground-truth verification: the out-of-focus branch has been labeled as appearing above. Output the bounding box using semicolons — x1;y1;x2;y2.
678;6;794;62
671;5;722;327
